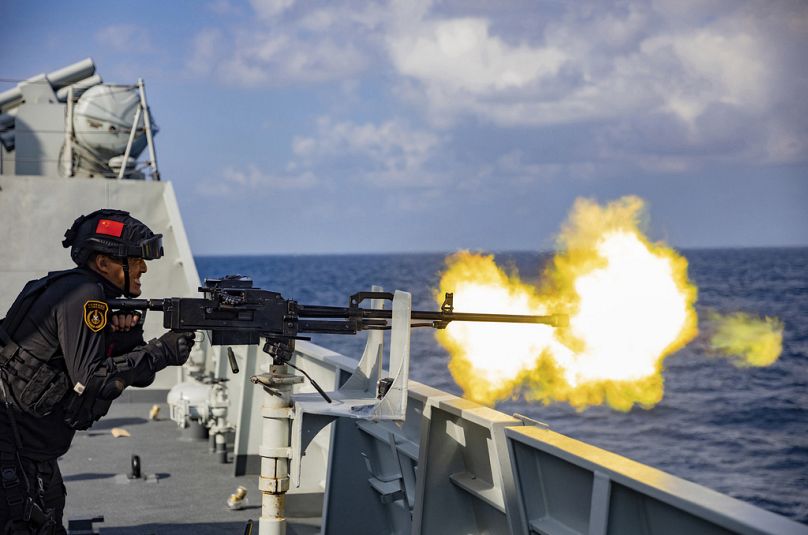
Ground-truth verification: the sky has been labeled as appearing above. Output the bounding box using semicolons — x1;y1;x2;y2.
1;0;807;255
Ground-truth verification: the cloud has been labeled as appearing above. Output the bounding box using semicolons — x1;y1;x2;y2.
186;28;223;76
220;33;368;86
197;165;319;196
384;1;808;166
224;165;318;189
186;0;808;172
388;18;567;95
642;29;769;122
203;115;445;200
250;0;295;19
186;2;386;87
186;29;369;86
387;4;775;128
292;117;444;186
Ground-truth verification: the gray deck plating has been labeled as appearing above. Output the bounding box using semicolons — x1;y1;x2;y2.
61;402;320;534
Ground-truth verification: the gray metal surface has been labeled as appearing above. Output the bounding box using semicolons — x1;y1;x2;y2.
14;95;65;176
61;401;319;534
290;289;413;490
505;426;808;535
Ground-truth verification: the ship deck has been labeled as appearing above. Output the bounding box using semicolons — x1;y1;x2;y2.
61;400;321;534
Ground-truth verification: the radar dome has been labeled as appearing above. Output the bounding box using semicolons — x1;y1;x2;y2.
73;84;158;160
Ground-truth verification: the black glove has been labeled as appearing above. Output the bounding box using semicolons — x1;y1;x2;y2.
106;322;145;356
145;330;196;370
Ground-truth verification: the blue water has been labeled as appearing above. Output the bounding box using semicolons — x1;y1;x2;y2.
196;247;808;524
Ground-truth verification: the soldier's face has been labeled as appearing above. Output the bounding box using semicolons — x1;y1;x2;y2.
96;256;148;296
123;257;148;296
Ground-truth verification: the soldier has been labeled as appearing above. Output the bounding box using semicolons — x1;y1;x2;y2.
0;209;196;534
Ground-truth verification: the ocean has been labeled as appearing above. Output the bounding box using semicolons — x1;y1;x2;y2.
196;247;808;524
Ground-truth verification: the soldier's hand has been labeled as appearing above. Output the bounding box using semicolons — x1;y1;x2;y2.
110;312;141;332
153;330;196;367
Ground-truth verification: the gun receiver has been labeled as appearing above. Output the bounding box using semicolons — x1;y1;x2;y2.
108;275;565;364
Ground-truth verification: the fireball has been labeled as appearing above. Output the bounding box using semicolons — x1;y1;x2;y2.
436;196;699;411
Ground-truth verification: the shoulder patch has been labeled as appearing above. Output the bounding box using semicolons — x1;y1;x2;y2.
83;300;109;332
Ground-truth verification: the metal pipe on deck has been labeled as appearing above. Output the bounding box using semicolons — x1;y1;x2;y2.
137;78;160;180
255;364;302;535
118;104;142;179
0;58;96;110
0;86;23;110
55;74;103;102
62;86;75;177
46;58;96;90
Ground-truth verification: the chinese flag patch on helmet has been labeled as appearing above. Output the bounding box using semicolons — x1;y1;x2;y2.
96;219;124;237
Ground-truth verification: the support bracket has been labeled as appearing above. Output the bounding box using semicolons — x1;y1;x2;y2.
289;287;412;487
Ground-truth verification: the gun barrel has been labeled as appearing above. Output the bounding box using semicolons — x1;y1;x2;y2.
413;311;567;327
299;305;566;327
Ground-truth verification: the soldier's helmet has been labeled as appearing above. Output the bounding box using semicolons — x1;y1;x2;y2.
62;209;163;266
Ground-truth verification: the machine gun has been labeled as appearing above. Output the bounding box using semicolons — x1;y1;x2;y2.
109;275;565;401
110;275;565;361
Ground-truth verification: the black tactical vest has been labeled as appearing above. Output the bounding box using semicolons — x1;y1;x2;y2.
0;271;74;417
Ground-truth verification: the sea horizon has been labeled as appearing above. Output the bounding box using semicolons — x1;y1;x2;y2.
194;243;808;259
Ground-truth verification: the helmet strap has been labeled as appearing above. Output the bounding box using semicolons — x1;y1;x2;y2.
121;257;133;298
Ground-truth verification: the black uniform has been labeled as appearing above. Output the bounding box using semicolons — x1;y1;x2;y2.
0;267;160;533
